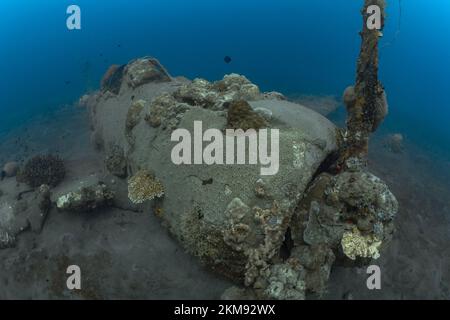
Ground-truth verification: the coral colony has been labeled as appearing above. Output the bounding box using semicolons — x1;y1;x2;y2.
128;170;165;204
17;154;66;188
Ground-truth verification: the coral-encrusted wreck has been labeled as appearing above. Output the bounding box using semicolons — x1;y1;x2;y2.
84;0;398;299
83;45;397;299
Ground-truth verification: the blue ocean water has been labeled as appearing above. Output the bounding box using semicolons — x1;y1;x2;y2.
1;0;449;158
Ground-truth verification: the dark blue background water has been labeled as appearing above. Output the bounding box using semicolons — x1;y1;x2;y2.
1;0;449;157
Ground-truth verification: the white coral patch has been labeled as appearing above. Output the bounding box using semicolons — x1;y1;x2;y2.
341;227;382;260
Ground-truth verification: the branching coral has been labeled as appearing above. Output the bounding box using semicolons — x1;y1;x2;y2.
128;169;165;204
17;154;65;188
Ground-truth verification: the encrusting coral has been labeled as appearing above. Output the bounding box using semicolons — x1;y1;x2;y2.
285;169;397;297
125;99;146;145
143;73;280;132
126;100;146;132
125;57;171;88
264;260;307;300
105;144;127;178
56;183;115;212
128;169;165;204
174;74;262;110
341;227;382;260
145;93;190;130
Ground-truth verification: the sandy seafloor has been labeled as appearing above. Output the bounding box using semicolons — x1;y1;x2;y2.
0;103;449;300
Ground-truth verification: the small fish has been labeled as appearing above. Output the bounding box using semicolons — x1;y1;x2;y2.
224;56;232;64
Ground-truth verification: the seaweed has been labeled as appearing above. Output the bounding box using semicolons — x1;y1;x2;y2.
227;100;268;131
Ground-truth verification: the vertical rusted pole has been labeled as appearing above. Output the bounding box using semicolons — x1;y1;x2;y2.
340;0;387;169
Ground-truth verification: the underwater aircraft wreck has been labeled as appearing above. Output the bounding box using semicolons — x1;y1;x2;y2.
72;0;397;299
0;0;397;300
